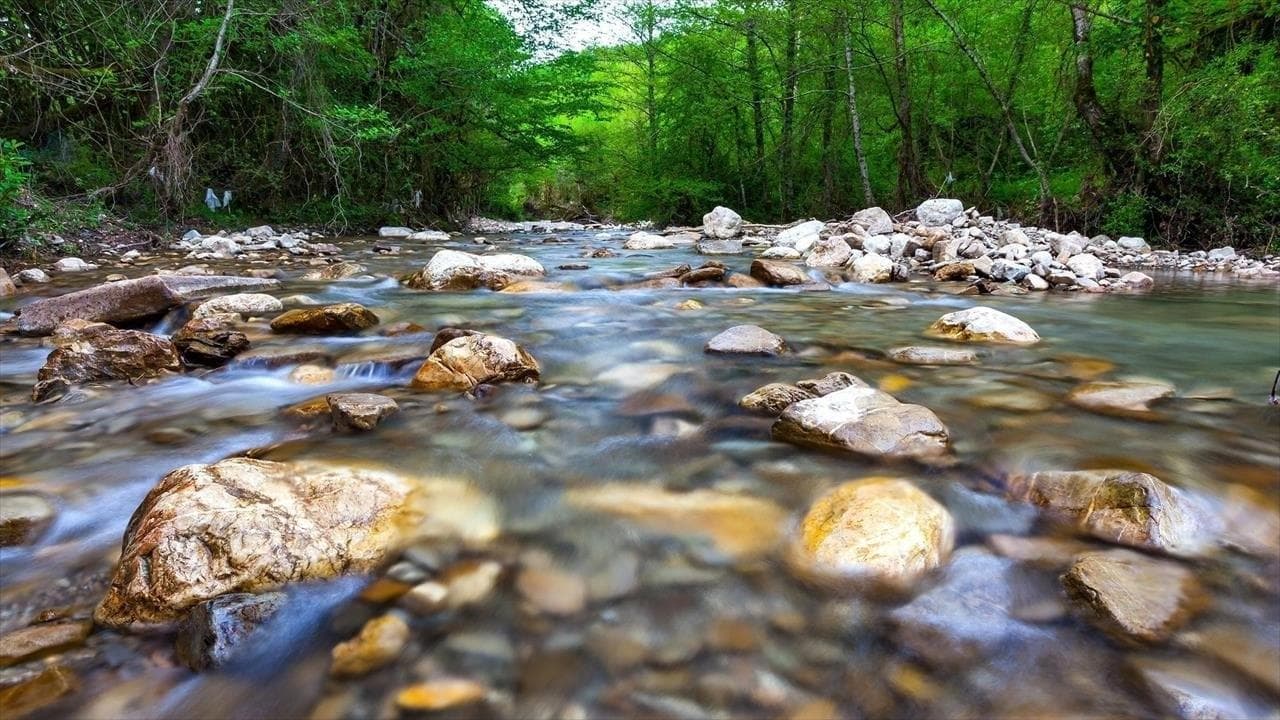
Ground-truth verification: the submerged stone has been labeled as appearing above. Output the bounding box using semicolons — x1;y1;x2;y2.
175;592;287;670
705;325;787;355
1061;549;1204;644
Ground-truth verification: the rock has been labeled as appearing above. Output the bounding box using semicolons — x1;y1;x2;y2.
1179;621;1280;695
567;484;787;560
0;666;78;718
1047;268;1077;286
1117;236;1150;254
739;383;815;415
926;306;1039;345
999;228;1030;246
288;364;334;385
849;253;894;283
725;273;764;288
395;678;487;712
1131;657;1275;720
697;237;743;255
750;259;807;286
300;261;367;281
705;325;787;355
1022;273;1049;291
15;268;50;284
412;333;539;391
269;303;378;334
175;592;286;670
887;346;978;366
915;199;964;226
516;565;587;616
1206;246;1236;261
1115;271;1154;290
890;548;1045;666
624;231;676;250
1061;549;1204;644
330;614;410;677
326;393;399;431
775;220;825;250
862;235;893;255
1066;253;1105;281
0;492;55;546
805;237;852;267
14;275;279;336
932;261;974;281
193;293;283;319
680;265;726;284
0;621;91;667
789;478;954;592
759;246;801;260
378;226;413;238
32;321;180;401
243;225;275;238
1067;379;1174;417
437;560;503;609
851;207;893;235
1004;470;1207;555
0;267;14;296
173;316;251;367
703;206;743;238
772;386;950;461
53;257;97;272
93;458;420;630
405;249;544;290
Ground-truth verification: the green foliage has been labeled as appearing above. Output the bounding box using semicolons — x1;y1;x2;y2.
0;140;33;242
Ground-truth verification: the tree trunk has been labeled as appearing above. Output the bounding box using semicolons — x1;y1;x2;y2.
890;0;926;206
820;47;837;215
1069;2;1135;186
779;0;799;217
744;16;766;208
842;12;875;207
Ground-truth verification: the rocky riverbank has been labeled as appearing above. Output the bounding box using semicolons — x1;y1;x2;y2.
0;203;1276;719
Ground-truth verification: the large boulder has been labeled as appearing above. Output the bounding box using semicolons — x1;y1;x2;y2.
1066;253;1105;281
94;459;421;631
702;206;743;239
772;386;950;461
14;275;279;336
915;198;964;226
749;259;807;286
849;253;894;283
404;249;544;291
411;333;539;391
926;306;1040;345
193;293;282;320
1061;549;1204;644
805;237;852;268
789;478;954;593
1004;470;1208;556
704;325;787;356
269;303;378;334
851;207;894;235
32;321;180;401
623;231;675;250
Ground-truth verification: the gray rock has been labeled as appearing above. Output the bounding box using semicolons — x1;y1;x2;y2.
705;325;787;356
1022;273;1049;291
175;592;287;670
1207;246;1236;261
750;259;807;286
1132;657;1277;720
624;231;675;250
772;386;950;461
245;225;276;238
849;253;894;283
774;220;824;252
697;237;743;255
916;198;964;226
0;492;56;546
16;268;51;284
378;226;413;238
328;393;400;432
851;207;893;235
759;246;801;260
888;346;978;366
998;228;1030;247
1117;236;1151;254
193;293;283;319
1066;253;1105;281
861;235;893;256
53;257;97;272
702;206;743;239
805;237;852;267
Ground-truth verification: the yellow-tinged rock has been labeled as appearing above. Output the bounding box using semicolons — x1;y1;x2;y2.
395;678;486;711
330;614;409;677
878;373;914;394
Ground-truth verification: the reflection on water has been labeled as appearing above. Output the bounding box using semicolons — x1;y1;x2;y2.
1;231;1278;719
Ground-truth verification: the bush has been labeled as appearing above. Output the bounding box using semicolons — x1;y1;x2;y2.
0;139;33;243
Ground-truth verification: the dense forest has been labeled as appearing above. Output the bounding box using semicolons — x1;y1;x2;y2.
1;0;1277;248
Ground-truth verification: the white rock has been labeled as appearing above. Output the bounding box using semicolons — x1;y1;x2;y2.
407;230;450;242
181;229;202;242
851;207;894;235
774;220;825;249
805;237;852;268
193;293;284;319
245;225;276;238
760;246;801;260
998;228;1030;247
927;306;1040;345
16;268;51;284
378;226;413;238
1022;274;1049;291
702;206;743;239
916;199;964;226
53;257;97;272
623;231;676;250
1066;253;1105;281
1207;246;1236;261
850;253;894;283
862;235;892;256
1117;236;1151;254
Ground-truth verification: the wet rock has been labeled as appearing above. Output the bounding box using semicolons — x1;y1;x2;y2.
705;325;787;355
805;237;851;267
192;292;283;319
772;386;950;461
399;581;449;615
703;206;743;239
54;257;97;272
173;316;251;367
916;199;964;226
396;678;487;712
789;478;954;592
624;231;675;250
760;246;802;260
498;406;548;430
1067;379;1174;417
0;492;55;546
986;534;1094;568
0;621;91;667
328;393;399;431
750;259;807;286
379;226;413;238
330;613;409;677
14;274;279;336
289;364;334;384
0;666;78;718
795;371;868;396
1115;271;1154;290
739;383;816;415
93;458;419;630
851;207;894;235
0;267;13;296
681;266;726;284
411;333;539;391
1179;621;1280;695
300;261;367;281
1061;549;1204;644
1004;470;1207;556
269;302;378;334
1131;656;1274;720
887;346;978;366
15;268;50;284
932;261;974;281
890;548;1046;666
725;273;764;288
850;253;894;283
516;564;588;616
566;483;787;559
174;592;286;670
408;230;451;241
32;321;180;401
437;560;503;609
405;249;544;290
697;237;743;255
926;306;1040;345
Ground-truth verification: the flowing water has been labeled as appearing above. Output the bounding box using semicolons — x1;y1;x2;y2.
1;231;1278;719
